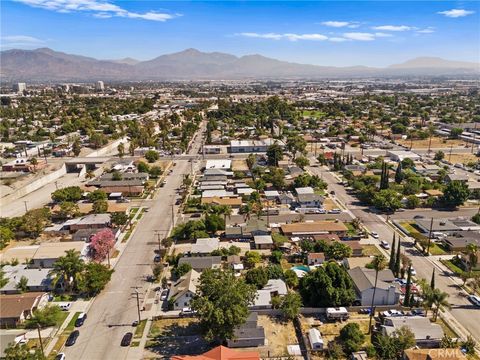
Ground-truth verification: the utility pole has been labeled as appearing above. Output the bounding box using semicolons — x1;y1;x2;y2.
37;324;45;358
156;232;162;254
54;181;59;190
448;145;453;163
427;133;433;154
23;201;28;212
134;288;141;323
107;249;110;268
471;122;478;154
426;217;433;256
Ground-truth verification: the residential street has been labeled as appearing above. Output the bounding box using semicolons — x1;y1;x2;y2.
62;126;205;360
307;164;480;344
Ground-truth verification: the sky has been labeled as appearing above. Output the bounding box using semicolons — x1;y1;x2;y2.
1;0;479;67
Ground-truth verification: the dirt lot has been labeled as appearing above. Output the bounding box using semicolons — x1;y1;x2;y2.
146;318;210;357
258;315;298;357
299;313;371;349
232;159;249;172
446;153;479;165
397;137;467;149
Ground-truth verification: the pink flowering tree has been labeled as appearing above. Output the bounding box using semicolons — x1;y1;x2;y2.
90;229;115;262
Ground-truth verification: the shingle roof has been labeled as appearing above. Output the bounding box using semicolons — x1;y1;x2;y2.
348;267;396;292
0;292;47;319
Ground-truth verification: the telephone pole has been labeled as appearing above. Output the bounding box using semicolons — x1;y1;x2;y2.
133;288;141;323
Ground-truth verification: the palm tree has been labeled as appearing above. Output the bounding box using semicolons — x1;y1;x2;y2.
368;254;387;333
466;243;478;272
218;205;232;227
15;276;29;293
241;202;254;221
432;288;450;321
49;250;85;293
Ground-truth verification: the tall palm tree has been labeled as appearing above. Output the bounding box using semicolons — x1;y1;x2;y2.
219;205;232;227
49;250;85;293
241;202;254;222
368;254;387;333
432;288;450;322
466;243;478;272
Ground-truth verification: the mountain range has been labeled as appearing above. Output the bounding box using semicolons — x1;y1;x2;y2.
1;48;479;82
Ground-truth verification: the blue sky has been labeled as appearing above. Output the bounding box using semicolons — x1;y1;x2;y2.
1;1;479;67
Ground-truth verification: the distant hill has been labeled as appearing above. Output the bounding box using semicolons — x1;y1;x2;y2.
1;47;478;81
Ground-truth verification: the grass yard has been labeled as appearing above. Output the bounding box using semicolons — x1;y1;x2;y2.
433;317;457;338
148;318;201;338
131;340;140;347
47;334;69;359
362;244;383;257
428;242;447;256
134;319;147;338
441;259;466;276
65;312;81;331
302;110;326;118
446;153;479;165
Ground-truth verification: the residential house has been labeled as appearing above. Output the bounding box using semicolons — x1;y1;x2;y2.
0;246;39;265
0;292;49;328
69;214;111;232
172;345;260;360
168;270;200;311
443;231;480;252
229;139;283;153
382;316;444;348
227;312;265;348
348;267;400;306
344;241;364;257
281;221;348;238
224;219;269;240
262;279;287;296
0;265;54;294
387;150;421;162
177;256;222;272
201;197;242;208
205;160;232;170
30;242;86;269
0;330;27;357
307;253;325;266
249;289;272;310
253;235;274;250
297;193;324;208
445;174;469;183
414;219;459;235
277;192;295;205
191;238;220;255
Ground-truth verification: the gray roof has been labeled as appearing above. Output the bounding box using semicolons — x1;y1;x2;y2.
88;179;144;187
444;231;480;248
383;316;444;340
297;193;324;203
415;219;459;233
168;269;200;301
348;267;396;292
75;214;111;226
254;235;273;245
178;256;222;270
191;238;220;254
1;265;53;292
98;172;148;181
262;279;287;296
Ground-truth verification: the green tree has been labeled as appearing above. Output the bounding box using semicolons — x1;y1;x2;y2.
284;269;299;288
0;226;15;249
191;269;256;343
92;199;108;214
280;292;302;320
300;262;355;307
405;195;420;209
144;149;159;163
245;267;269;289
434;151;445;161
465;243;479;272
266;264;284;279
77;262;114;296
440;181;470;208
87;189;107;202
24;305;63;357
111;212;128;226
388;235;396;272
368;255;387;332
173;263;192;278
266;144;283;166
20;208;51;238
461;336;477;355
58;201;79;219
15;276;29;293
245;251;262;268
472;213;480;225
325;242;352;260
394;162;404;184
3;342;44;360
404;265;412;307
294;156;310;169
339;323;365;355
373;326;415;360
0;269;9;288
137;161;150;173
51;186;83;202
450;127;463;139
72;138;82;156
286;135;307;160
117;142;125;158
49;249;85;293
149;165;163;178
373;189;402;213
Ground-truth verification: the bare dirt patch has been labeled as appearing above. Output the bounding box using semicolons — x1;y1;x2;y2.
397;137;466;149
257;315;298;357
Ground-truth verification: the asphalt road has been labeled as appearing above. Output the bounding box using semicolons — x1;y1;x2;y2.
307;164;480;343
62;126;206;360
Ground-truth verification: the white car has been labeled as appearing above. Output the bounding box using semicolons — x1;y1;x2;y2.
59;303;71;311
55;353;66;360
370;232;379;239
409;267;417;276
380;240;390;249
328;208;342;214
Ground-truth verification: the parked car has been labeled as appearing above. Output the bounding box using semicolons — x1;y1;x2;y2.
132;320;139;327
121;332;133;346
411;309;425;316
380;240;390;249
55;354;66;360
467;295;480;307
160;289;169;301
59;303;71;311
409;267;417;276
413;215;425;219
180;307;197;317
370;232;379;239
75;313;87;327
328;208;341;214
65;330;79;346
154;255;161;263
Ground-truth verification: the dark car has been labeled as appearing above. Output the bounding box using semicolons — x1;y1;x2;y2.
121;332;133;346
75;313;87;327
175;198;182;205
65;330;79;347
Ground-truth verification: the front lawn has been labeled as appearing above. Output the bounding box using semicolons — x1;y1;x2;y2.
134;319;147;338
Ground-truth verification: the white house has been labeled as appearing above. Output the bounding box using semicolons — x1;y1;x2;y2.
167;270;200;310
348;267;400;306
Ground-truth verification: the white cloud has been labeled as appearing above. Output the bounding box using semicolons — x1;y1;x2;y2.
417;27;435;34
374;32;393;38
1;35;47;48
237;32;328;41
438;9;475;18
321;21;359;28
343;32;376;41
372;25;412;31
328;37;348;42
14;0;177;21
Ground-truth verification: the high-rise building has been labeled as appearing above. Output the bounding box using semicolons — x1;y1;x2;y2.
95;81;105;91
13;83;26;93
